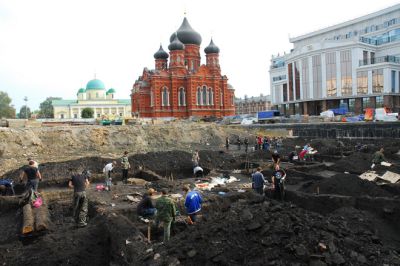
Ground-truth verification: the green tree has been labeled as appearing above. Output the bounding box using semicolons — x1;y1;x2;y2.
19;105;31;119
38;97;61;118
0;91;16;118
81;107;94;118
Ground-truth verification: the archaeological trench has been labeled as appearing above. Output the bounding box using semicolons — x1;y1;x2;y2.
0;123;400;265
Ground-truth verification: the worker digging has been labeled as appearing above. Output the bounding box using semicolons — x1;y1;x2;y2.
1;125;400;266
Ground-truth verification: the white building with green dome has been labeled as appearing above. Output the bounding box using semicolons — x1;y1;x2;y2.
52;78;131;119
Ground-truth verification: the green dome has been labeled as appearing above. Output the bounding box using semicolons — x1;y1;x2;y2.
106;88;116;94
86;79;105;90
77;88;85;95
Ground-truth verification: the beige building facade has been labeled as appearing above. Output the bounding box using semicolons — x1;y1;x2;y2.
53;78;131;119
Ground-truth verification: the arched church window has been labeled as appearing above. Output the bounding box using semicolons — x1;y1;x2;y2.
177;56;181;63
161;87;169;107
208;88;214;105
202;86;207;105
220;92;224;106
197;87;201;105
178;88;186;106
150;91;154;107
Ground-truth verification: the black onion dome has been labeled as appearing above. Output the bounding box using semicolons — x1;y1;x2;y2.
154;45;169;59
169;17;202;45
204;38;220;54
168;33;185;51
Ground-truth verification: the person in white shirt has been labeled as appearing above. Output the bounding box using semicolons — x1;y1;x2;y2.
103;161;116;191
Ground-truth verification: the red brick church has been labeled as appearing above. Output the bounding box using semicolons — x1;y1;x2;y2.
131;17;235;118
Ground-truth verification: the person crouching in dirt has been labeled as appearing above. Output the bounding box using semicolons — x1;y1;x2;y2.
20;160;42;192
137;188;157;218
103;161;116;191
272;164;286;200
69;170;91;227
193;165;204;178
182;185;202;224
371;147;387;169
252;167;266;195
225;137;230;151
155;189;176;243
121;151;131;184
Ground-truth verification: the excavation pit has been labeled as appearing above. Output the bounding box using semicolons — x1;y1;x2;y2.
1;137;400;265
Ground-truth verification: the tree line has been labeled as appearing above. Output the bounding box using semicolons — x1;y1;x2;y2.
0;91;95;119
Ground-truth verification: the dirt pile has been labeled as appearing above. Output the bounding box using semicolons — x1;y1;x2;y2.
0;124;253;176
145;192;400;265
300;174;395;197
0;200;149;266
328;153;372;174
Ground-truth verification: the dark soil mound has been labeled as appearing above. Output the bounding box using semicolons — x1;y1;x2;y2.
198;150;240;170
132;150;193;178
145;193;400;265
328;152;372;174
300;173;395;197
2;157;111;187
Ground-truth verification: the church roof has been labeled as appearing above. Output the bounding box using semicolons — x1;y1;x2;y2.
169;17;202;45
168;33;185;51
86;79;105;90
106;88;116;94
154;45;169;59
204;38;220;54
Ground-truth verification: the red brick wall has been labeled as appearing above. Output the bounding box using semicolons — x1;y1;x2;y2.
131;44;235;118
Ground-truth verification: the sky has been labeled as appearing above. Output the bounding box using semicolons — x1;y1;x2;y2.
0;0;399;111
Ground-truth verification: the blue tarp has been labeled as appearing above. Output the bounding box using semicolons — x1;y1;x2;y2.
329;107;348;115
257;110;280;120
345;115;364;122
0;179;13;186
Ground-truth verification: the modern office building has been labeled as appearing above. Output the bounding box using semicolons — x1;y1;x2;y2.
235;94;271;115
52;78;131;119
270;4;400;115
131;17;235;118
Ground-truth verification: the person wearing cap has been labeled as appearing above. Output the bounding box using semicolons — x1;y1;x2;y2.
137;188;157;218
69;170;91;227
252;167;266;195
103;161;116;191
182;185;202;224
155;189;176;242
27;157;39;169
20;160;42;192
272;164;287;200
121;151;131;184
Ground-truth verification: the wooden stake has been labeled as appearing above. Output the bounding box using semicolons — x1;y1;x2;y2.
147;223;151;242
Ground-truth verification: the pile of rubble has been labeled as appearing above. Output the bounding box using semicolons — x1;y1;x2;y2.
145;192;400;265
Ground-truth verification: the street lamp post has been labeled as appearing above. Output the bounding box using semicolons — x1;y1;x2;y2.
23;96;28;119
